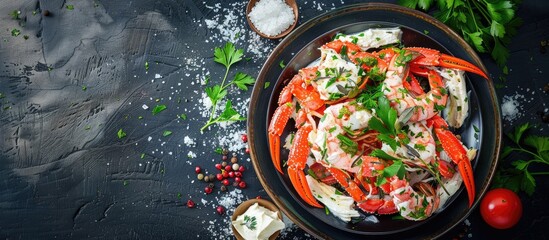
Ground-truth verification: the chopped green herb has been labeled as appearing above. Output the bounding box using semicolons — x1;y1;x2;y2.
10;10;21;19
11;29;21;37
240;215;257;230
82;86;87;91
264;82;270;89
279;60;286;68
179;113;187;120
152;104;167;115
162;130;172;137
117;129;127;139
423;30;429;35
66;5;74;10
140;153;145;159
214;147;223;154
145;61;149;71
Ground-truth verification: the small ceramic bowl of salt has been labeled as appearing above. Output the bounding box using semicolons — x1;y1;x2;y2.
246;0;298;39
231;198;285;240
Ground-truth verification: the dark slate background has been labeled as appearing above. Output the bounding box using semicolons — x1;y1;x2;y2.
0;0;547;239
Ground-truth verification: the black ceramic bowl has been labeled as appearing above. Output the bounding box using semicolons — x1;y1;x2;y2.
248;3;501;239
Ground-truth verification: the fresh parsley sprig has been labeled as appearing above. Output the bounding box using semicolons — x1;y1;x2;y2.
368;96;404;150
398;0;522;68
201;42;255;131
492;123;549;196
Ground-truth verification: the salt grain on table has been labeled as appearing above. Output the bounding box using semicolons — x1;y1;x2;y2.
248;0;295;37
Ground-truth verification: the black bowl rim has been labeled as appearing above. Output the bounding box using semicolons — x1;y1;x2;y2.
247;3;502;239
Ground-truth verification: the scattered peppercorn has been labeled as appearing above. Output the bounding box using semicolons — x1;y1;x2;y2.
245;148;250;154
220;185;227;191
222;149;229;155
232;163;240;171
197;173;204;180
231;156;238;163
208;174;215;181
228;171;235;178
204;176;210;182
187;199;196;208
208;183;215;189
222;171;229;178
225;165;232;172
222;155;228;161
215;163;222;170
238;181;247;189
195;166;202;174
241;134;248;143
221;161;228;167
235;172;242;177
222;179;230;186
216;173;223;181
204;186;213;194
238;166;245;172
216;206;225;215
235;177;241;183
43;10;50;16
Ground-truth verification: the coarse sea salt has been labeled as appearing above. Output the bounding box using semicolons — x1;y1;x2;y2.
248;0;295;37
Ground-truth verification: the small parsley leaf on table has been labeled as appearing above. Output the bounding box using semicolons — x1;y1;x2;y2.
152;104;167;115
117;129;127;139
162;130;172;137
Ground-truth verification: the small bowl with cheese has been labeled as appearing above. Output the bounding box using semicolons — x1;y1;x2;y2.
231;198;285;240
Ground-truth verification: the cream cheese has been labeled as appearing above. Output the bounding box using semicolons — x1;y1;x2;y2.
232;203;285;240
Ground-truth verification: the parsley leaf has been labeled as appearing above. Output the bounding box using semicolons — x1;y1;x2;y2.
232;72;255;91
399;0;522;68
117;129;127;139
152;104;167;115
241;215;257;230
492;123;549;196
279;60;286;68
11;29;21;37
214;42;243;69
162;130;172;137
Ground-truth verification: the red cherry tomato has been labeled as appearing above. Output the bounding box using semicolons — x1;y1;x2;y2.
480;188;522;229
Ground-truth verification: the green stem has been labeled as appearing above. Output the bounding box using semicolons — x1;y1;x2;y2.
471;0;492;25
512;146;545;162
201;65;231;131
531;172;549;176
466;0;481;31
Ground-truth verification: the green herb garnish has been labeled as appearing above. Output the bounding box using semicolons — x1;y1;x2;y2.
117;129;127;139
152;104;167;115
162;130;172;137
241;215;257;230
279;60;286;68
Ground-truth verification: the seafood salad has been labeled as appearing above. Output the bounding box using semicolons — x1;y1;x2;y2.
268;28;487;222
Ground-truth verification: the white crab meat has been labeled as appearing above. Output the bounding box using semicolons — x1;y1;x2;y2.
336;27;403;51
438;68;469;128
306;175;360;222
309;102;373;172
315;49;361;100
435;173;463;212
